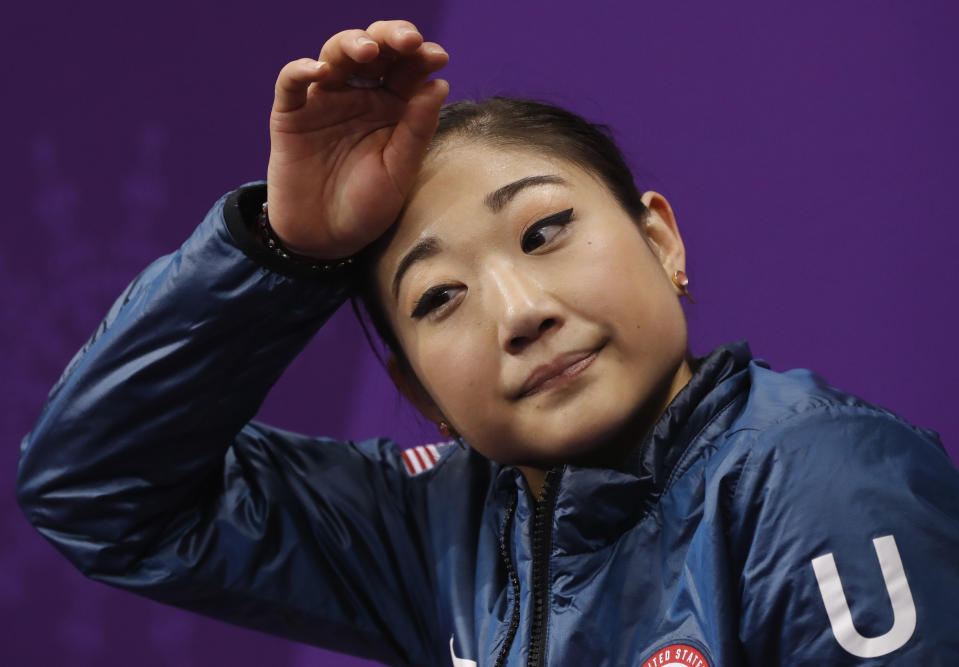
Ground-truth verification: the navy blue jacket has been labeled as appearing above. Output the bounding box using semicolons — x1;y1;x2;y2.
17;185;959;666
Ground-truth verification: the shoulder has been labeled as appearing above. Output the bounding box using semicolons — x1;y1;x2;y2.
726;394;958;539
714;364;959;661
238;424;489;474
232;423;497;512
732;361;937;439
720;361;956;519
708;362;959;604
706;362;951;520
724;360;946;466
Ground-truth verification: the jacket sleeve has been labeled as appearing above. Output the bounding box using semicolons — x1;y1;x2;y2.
16;184;443;667
727;404;959;665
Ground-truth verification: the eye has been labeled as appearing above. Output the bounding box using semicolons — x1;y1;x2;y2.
411;284;462;319
521;208;574;253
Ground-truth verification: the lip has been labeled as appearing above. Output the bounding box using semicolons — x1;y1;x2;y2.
517;345;603;398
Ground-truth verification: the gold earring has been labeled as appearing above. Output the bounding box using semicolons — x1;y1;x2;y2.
672;270;696;303
438;421;453;438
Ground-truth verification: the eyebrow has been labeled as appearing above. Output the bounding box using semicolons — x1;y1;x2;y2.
484;174;568;213
392;236;441;298
391;174;569;299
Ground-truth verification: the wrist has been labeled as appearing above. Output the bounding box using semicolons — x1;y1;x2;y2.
255;202;356;273
222;183;357;284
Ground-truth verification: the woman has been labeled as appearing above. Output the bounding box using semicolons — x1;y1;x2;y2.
17;20;959;666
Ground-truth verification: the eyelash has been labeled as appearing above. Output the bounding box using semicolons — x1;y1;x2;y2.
521;208;575;253
411;284;459;319
410;208;576;319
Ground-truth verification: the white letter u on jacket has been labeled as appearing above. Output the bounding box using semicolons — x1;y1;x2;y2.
811;534;916;658
450;635;478;667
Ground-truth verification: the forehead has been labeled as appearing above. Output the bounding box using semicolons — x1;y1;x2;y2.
384;143;589;254
410;142;569;213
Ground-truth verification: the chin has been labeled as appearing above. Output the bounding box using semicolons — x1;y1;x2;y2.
520;407;640;468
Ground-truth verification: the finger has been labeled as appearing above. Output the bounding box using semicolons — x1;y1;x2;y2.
365;20;424;57
383;42;449;100
317;29;381;87
383;78;451;186
273;58;329;113
329;21;426;86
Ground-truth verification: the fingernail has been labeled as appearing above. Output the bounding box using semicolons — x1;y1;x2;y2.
398;27;419;37
427;44;448;56
315;60;327;72
359;37;376;47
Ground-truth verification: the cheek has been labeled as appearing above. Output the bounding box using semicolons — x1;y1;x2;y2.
572;233;670;313
407;328;495;414
573;233;687;351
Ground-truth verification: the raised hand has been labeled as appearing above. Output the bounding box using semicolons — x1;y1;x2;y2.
266;20;450;259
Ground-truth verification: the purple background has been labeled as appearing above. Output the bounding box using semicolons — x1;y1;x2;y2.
3;1;957;665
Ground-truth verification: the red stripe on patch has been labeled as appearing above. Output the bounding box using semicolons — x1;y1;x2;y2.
401;450;417;475
416;446;433;468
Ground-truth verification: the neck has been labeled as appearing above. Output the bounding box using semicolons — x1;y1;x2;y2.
519;465;549;498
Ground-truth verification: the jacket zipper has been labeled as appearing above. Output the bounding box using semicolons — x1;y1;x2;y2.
493;492;521;667
526;468;560;667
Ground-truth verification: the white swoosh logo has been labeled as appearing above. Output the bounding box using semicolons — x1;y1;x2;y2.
450;635;478;667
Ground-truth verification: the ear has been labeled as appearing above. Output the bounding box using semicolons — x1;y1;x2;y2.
640;191;687;279
387;353;447;426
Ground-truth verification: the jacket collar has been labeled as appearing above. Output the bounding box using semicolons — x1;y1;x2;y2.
624;339;755;484
492;340;758;554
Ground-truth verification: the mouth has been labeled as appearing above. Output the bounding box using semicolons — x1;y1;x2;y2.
517;344;604;398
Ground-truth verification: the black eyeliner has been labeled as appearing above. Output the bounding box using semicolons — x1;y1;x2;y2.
411;284;452;319
531;208;574;229
522;208;575;252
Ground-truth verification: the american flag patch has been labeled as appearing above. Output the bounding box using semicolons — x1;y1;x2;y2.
401;442;452;476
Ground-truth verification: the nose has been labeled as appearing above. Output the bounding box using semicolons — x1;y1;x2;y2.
483;260;563;354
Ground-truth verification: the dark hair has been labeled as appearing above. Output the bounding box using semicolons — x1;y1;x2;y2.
351;97;648;371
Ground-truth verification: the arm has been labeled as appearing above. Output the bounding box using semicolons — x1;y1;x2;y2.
17;186;444;665
19;20;452;665
728;405;959;665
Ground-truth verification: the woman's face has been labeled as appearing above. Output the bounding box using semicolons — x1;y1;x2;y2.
376;141;692;468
